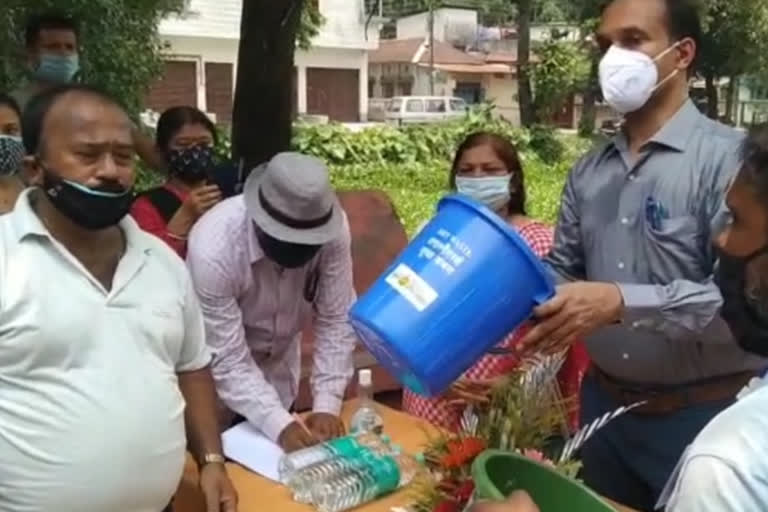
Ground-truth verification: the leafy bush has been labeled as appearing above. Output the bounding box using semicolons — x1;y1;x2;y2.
292;105;534;166
329;156;570;237
528;124;565;164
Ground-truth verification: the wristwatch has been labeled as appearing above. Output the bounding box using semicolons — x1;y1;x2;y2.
199;453;226;466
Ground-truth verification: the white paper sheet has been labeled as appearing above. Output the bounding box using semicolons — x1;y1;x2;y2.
222;422;285;482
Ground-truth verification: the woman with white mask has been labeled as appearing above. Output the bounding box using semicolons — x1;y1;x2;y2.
402;131;590;432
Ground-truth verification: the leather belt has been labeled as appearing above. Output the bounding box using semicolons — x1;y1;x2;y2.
592;367;756;415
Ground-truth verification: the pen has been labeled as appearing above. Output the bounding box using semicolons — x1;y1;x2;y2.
645;196;665;230
292;413;319;442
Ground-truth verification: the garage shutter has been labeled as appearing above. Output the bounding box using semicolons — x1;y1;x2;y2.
306;68;359;122
145;60;197;114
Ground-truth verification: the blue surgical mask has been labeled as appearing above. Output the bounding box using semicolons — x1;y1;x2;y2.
455;175;511;211
34;54;80;84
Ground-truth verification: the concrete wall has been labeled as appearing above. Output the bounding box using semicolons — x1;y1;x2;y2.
161;0;380;49
483;74;519;124
158;0;378;121
296;47;370;120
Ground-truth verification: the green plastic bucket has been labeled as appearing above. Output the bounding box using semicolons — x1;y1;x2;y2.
468;450;615;512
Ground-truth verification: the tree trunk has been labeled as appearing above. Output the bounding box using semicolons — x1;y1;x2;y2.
517;0;535;127
578;52;600;137
232;0;304;172
704;73;719;120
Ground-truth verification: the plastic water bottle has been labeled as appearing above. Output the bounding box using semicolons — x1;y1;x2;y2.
287;435;391;503
310;447;425;512
349;369;384;435
279;432;388;484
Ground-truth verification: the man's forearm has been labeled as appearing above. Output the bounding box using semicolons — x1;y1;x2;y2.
617;279;733;344
178;367;224;461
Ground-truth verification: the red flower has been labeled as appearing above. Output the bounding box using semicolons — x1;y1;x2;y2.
440;437;487;468
433;500;460;512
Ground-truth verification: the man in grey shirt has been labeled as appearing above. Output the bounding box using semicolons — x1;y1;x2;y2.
520;0;766;510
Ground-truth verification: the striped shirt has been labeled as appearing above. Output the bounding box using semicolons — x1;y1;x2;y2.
186;196;358;441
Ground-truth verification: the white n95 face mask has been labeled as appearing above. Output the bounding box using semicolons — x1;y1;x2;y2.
599;43;679;114
455;175;511;212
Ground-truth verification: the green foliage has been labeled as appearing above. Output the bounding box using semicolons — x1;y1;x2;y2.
528;124;564;164
290;110;591;234
297;1;326;51
330;157;569;237
698;0;768;80
0;0;185;116
530;39;591;120
293;105;532;166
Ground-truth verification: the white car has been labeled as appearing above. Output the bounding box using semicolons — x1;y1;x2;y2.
384;96;468;125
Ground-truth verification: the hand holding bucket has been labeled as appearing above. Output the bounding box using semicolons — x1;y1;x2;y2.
349;195;555;397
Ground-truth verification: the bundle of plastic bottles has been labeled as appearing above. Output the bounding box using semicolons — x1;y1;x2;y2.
279;432;424;512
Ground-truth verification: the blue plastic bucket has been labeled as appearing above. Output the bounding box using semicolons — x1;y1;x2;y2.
349;194;554;397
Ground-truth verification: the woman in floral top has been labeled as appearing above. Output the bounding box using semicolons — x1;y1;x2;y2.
403;132;590;431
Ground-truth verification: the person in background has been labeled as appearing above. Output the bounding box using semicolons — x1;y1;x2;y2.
131;106;222;257
658;124;768;511
518;0;766;509
0;84;236;511
0;94;25;213
186;152;358;452
10;12;165;171
403;132;590;432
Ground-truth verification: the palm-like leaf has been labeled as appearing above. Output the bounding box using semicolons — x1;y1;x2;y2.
558;401;647;463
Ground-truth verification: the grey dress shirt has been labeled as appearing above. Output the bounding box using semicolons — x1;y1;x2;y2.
546;99;767;385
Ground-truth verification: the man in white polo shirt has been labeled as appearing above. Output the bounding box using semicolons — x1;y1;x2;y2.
0;84;236;511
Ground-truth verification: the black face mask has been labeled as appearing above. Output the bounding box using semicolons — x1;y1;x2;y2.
716;245;768;356
257;230;322;269
167;144;215;183
42;167;134;230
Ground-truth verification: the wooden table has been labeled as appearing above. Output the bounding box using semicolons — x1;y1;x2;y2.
174;401;637;512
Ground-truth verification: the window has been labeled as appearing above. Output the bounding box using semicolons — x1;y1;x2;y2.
383;83;395;98
426;99;446;113
406;99;424;112
450;99;467;112
388;98;403;112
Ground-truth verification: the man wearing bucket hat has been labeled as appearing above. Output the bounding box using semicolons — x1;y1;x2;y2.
518;0;767;510
186;152;357;452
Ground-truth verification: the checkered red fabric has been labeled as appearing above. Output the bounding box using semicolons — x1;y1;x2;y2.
403;222;590;432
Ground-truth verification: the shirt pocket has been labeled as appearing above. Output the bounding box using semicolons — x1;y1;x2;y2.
642;215;707;283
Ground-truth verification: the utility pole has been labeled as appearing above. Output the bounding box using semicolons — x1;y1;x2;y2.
428;0;435;95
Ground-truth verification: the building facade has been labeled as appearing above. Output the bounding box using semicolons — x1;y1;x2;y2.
146;0;382;125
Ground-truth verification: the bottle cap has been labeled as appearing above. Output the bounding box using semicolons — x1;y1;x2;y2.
381;434;391;443
414;453;426;464
359;368;373;386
